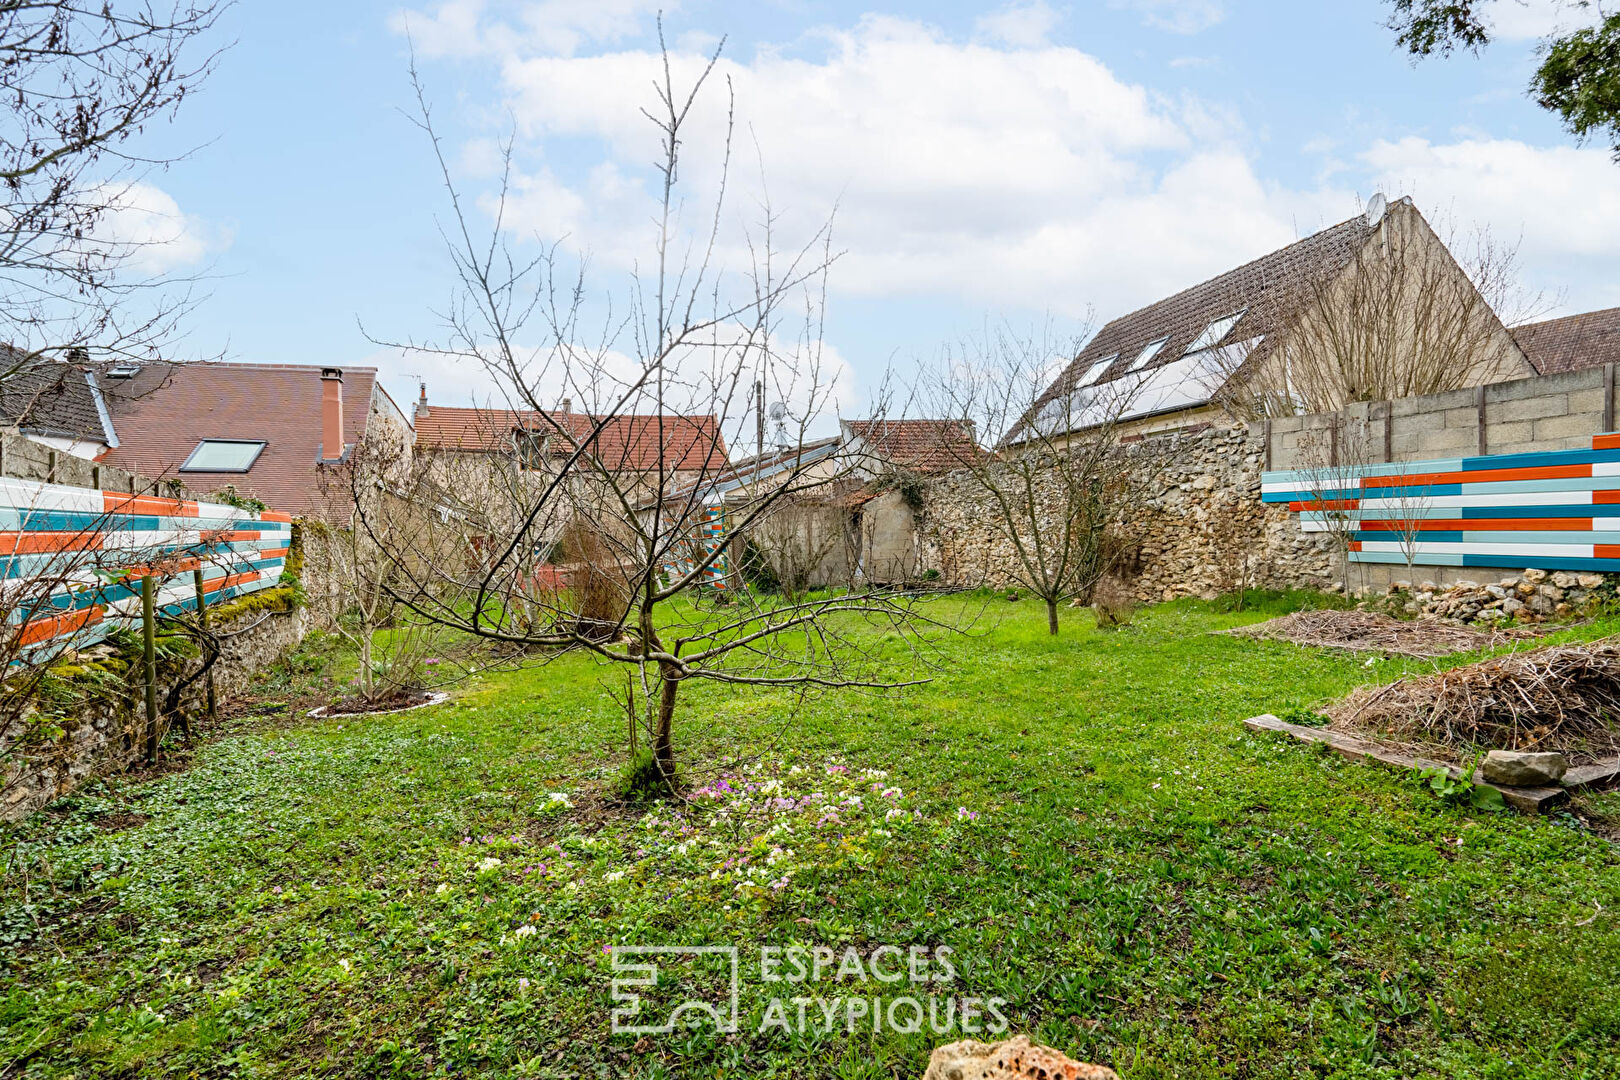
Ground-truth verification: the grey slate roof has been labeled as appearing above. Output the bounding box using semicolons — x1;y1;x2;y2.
1007;212;1375;443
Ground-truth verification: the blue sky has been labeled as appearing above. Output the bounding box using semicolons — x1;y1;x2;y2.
127;0;1620;420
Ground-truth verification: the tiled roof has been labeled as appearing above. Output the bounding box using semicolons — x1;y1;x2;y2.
415;404;728;472
841;418;981;473
0;353;109;443
99;362;384;517
1512;307;1620;375
1011;212;1375;442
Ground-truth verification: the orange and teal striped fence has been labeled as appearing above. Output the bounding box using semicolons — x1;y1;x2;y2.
2;476;292;658
1262;432;1620;572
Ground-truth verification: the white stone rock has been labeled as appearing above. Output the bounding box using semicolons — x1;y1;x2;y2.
1481;750;1567;787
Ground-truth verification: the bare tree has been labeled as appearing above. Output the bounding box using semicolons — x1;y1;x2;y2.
1219;202;1542;419
921;324;1166;636
358;29;933;788
0;1;227;378
1287;416;1376;595
310;429;474;711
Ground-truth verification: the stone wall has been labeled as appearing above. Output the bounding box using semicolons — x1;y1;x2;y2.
1;601;310;822
916;425;1335;602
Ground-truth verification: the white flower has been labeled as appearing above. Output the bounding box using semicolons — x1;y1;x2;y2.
547;792;573;807
337;959;351;973
435;883;449;895
513;924;536;938
603;870;626;882
477;857;502;872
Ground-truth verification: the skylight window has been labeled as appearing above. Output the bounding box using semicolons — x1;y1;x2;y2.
1127;337;1170;371
1074;353;1118;388
1185;310;1247;354
180;439;265;472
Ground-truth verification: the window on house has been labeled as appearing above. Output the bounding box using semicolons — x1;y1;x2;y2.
1185;310;1247;354
180;439;265;472
515;429;547;469
1127;337;1170;371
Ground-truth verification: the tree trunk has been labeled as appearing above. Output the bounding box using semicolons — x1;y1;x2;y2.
1045;596;1059;636
653;662;680;785
359;628;374;701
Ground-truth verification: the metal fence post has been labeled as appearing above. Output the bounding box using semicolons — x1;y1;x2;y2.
142;574;158;762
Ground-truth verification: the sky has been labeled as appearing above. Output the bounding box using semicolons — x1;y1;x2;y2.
117;0;1620;430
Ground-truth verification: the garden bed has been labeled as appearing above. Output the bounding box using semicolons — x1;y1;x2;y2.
1226;608;1545;658
306;690;450;718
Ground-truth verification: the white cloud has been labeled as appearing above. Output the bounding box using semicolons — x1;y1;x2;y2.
1362;135;1620;313
1485;0;1602;40
975;1;1063;47
391;0;667;59
475;15;1313;320
90;181;219;274
1109;0;1225;34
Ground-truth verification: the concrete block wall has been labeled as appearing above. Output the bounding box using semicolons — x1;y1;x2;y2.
0;430;177;496
1265;365;1618;472
1263;364;1620;592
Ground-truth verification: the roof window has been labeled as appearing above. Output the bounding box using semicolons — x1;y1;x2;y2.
1185;310;1247;354
1074;353;1118;388
180;439;265;472
1127;337;1170;371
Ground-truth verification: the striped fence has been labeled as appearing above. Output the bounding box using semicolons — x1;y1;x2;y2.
2;476;292;658
1262;432;1620;573
663;505;731;589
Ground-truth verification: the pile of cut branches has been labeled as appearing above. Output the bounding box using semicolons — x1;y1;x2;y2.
1229;609;1541;659
1328;640;1620;761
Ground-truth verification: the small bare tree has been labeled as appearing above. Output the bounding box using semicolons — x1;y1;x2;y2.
311;433;468;711
921;324;1167;636
1288;416;1376;595
0;1;228;377
357;29;934;787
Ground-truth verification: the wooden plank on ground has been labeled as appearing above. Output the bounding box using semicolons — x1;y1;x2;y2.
1243;714;1567;813
1565;760;1620;791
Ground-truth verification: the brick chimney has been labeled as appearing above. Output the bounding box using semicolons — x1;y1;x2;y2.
320;368;345;461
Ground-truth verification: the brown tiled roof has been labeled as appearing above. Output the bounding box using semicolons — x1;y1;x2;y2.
0;353;109;443
1512;307;1620;375
100;362;384;516
841;418;981;473
415;404;728;472
1010;212;1375;442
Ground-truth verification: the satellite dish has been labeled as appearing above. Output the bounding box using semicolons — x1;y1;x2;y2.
768;401;788;421
1364;193;1388;228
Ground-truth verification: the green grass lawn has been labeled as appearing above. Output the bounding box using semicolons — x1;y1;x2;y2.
5;597;1620;1078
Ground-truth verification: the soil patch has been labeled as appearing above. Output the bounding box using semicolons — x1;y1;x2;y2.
1228;609;1545;659
307;690;449;719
